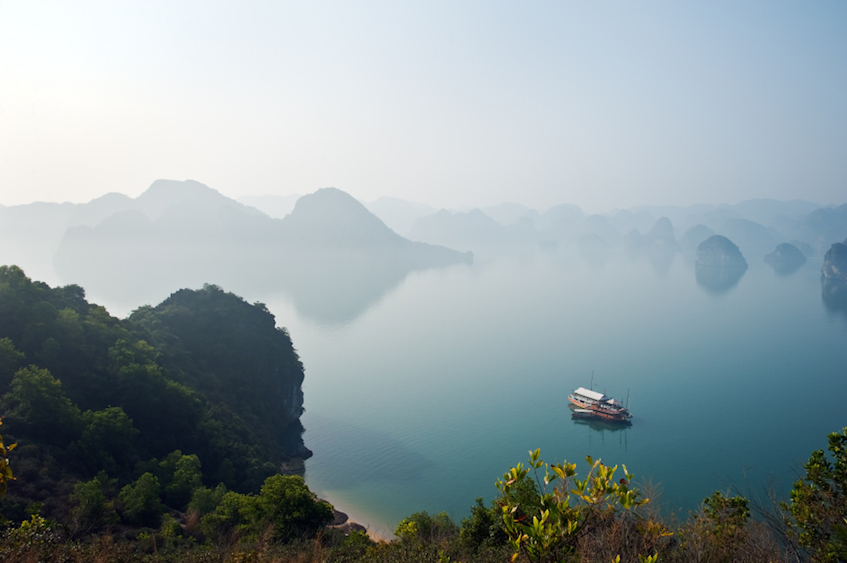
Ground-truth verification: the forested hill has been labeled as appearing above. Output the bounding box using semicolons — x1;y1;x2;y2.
0;265;310;522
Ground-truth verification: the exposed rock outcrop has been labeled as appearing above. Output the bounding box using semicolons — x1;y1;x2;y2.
822;238;847;281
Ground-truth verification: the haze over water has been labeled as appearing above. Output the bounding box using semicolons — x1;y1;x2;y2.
252;250;847;535
3;1;847;549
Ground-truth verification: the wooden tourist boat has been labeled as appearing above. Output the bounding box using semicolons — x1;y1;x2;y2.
568;386;632;423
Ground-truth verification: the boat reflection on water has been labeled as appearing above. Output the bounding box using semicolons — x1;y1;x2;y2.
572;417;632;431
571;415;631;452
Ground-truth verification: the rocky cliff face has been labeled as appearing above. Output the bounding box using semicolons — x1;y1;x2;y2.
695;235;748;269
822;238;847;281
131;284;310;464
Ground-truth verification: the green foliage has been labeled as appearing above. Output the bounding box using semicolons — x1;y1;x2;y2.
167;453;203;508
784;426;847;562
0;266;311;525
703;491;750;537
108;338;203;459
69;474;118;533
459;497;505;552
395;511;459;544
70;406;139;475
0;514;61;554
3;365;82;444
0;419;15;501
138;450;206;509
118;472;164;526
200;474;333;543
159;513;184;539
675;491;753;563
188;482;229;516
126;283;307;489
0;338;24;389
329;529;375;562
258;474;334;541
496;449;650;563
199;489;263;541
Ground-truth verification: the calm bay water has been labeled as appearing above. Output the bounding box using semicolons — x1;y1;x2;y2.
77;245;847;536
258;249;847;535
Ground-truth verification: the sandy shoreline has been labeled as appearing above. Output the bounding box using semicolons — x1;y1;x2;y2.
319;494;394;542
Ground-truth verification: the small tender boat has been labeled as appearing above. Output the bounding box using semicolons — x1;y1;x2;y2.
568;386;632;422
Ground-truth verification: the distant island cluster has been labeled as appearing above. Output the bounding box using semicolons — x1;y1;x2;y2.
1;179;844;310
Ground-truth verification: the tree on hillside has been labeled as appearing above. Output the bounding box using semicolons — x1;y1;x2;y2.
496;449;665;563
3;365;82;445
0;420;15;500
785;427;847;562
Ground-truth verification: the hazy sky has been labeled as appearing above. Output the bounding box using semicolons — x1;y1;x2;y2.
1;1;846;212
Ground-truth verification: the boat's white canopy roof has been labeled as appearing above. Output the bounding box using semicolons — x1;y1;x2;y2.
573;387;607;401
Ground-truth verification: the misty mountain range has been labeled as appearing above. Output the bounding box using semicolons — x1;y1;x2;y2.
0;180;469;323
232;193;840;265
394;199;847;263
347;195;843;264
2;179;846;320
233;193;838;265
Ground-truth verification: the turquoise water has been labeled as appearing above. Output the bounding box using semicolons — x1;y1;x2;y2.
258;249;847;535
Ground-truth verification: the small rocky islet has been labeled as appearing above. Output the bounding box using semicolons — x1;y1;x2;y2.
764;242;806;274
695;235;748;270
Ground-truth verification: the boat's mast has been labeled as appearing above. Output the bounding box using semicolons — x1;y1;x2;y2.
626;389;630;410
591;370;594;390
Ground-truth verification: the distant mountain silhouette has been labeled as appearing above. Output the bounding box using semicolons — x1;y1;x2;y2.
135;179;266;220
238;194;301;219
51;181;469;324
682;208;745;234
409;208;536;258
625;217;679;274
536;204;584;241
645;217;676;246
729;198;821;227
67;192;135;228
0;201;78;283
790;204;847;255
364;197;435;237
279;188;408;248
582;215;621;246
479;203;539;226
790;240;815;258
609;208;656;235
629;199;821;236
411;209;507;250
680;224;715;256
